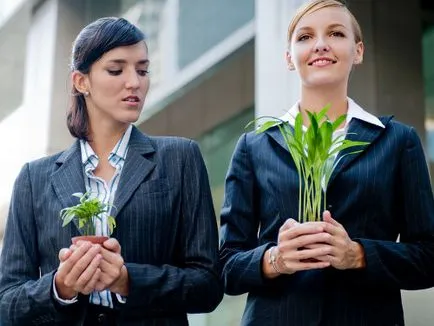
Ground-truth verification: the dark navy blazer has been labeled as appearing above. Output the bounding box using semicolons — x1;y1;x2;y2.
0;127;223;326
220;117;434;326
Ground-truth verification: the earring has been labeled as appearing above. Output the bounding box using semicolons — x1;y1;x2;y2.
288;63;295;71
83;91;89;97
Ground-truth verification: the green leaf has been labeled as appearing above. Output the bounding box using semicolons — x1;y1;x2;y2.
319;121;333;160
61;211;75;227
256;120;281;133
294;113;303;142
305;114;319;164
306;111;319;132
332;114;346;131
108;216;116;235
329;140;369;156
246;116;285;133
321;157;335;190
316;104;330;122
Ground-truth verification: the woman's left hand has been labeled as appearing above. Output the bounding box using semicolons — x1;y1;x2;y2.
317;211;366;270
95;238;129;295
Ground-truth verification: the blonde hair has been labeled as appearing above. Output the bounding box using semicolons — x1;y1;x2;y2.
287;0;363;46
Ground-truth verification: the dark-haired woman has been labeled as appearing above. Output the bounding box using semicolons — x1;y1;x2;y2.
0;17;222;326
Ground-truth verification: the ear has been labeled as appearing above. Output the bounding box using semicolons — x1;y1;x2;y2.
353;41;364;65
72;71;90;95
286;50;295;71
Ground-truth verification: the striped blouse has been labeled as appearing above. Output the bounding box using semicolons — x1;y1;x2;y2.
79;124;132;308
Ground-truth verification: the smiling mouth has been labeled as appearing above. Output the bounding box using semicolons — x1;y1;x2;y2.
308;59;337;66
122;96;140;103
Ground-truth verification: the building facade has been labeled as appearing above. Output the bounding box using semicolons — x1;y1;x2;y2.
0;0;434;324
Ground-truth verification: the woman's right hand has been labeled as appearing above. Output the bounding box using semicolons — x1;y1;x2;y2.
263;219;331;278
54;241;102;299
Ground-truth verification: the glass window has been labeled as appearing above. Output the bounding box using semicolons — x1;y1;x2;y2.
197;108;254;219
194;108;254;326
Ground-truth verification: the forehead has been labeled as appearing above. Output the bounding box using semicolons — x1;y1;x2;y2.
295;6;352;32
98;42;148;62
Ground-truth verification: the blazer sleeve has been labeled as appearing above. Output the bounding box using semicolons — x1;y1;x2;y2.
354;127;434;290
0;164;82;326
219;133;273;295
121;140;223;317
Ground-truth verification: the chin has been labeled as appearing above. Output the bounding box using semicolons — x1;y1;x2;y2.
305;76;344;88
127;115;141;124
117;113;141;124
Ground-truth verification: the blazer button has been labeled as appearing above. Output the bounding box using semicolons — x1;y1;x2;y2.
97;313;106;324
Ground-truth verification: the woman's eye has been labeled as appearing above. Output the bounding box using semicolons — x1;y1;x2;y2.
297;35;310;42
107;70;122;76
137;70;149;76
330;31;345;37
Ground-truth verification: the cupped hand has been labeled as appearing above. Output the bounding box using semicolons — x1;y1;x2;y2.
272;218;331;275
55;241;102;298
310;211;365;270
94;238;129;296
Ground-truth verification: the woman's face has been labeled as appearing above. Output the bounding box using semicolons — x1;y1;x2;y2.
287;6;363;90
81;42;150;128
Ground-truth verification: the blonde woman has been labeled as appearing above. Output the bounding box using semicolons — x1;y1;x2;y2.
220;1;434;325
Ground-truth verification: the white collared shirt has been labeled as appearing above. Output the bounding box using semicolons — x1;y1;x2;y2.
280;97;385;132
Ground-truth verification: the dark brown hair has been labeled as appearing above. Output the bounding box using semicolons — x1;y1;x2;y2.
68;17;145;140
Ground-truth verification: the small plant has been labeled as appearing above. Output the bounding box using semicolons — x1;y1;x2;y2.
249;105;369;222
60;192;116;236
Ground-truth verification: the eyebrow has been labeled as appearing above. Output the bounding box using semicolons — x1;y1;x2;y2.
295;23;348;34
327;23;347;30
107;59;150;65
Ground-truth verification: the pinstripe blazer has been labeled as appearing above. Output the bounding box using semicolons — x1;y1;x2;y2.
220;117;434;326
0;126;223;326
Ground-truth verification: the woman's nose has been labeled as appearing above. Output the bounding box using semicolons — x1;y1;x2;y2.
314;38;330;53
125;71;140;89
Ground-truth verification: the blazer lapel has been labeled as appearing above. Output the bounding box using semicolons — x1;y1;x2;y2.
51;141;86;234
327;116;393;186
113;127;156;217
266;126;292;153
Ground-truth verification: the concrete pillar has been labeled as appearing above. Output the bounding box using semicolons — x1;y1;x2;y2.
46;0;88;154
0;1;29;121
19;0;60;156
254;0;302;118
